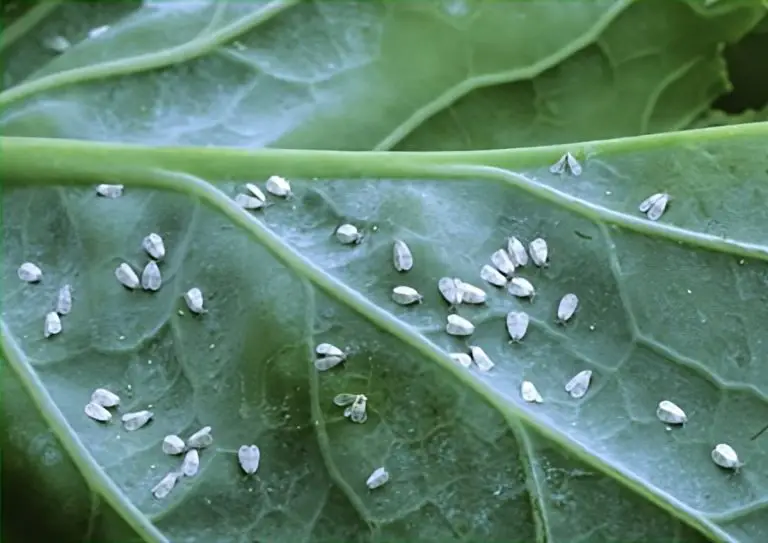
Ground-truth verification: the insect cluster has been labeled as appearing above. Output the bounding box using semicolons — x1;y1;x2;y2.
15;163;743;511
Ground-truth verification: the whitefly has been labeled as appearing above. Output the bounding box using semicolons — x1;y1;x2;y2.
245;183;267;202
506;311;530;342
469;346;494;372
141;261;162;291
18;262;42;283
184;287;206;314
449;353;472;368
44;312;62;338
392;286;422;305
457;280;486;304
142;233;166;260
565;370;592;399
57;284;72;315
187;426;213;449
335;224;362;245
316;343;345;358
521;381;543;403
344;394;368;424
266;175;292;197
646;193;670;221
238;444;261;474
115;263;140;290
152;471;181;500
122;410;153;431
96;184;124;198
91;387;120;407
446;314;474;336
557;293;579;323
438;277;463;306
549;152;582;176
480;264;507;287
392;239;413;272
84;402;112;423
181;449;200;477
711;443;741;470
508;277;535;300
235;193;265;210
528;238;548;267
366;467;390;490
162;435;186;455
507;237;528;267
490;249;515;276
656;400;687;425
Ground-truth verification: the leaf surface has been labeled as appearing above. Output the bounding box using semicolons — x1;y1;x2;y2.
2;2;768;542
3;124;768;542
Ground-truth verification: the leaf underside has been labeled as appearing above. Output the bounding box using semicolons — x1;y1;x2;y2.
2;1;768;543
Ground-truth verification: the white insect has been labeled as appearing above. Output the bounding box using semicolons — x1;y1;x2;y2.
366;467;390;489
18;262;42;283
529;238;549;267
121;410;153;431
181;449;200;477
333;393;358;407
142;233;165;260
480;264;507;287
115;263;140;289
508;277;535;299
565;370;592;399
84;402;112;422
446;314;475;336
449;353;472;368
265;175;292;197
557;293;579;323
646;193;670;221
392;286;423;305
162;435;186;455
141;261;162;291
656;400;687;425
469;346;494;372
238;445;261;474
392;240;413;272
507;237;528;267
711;443;741;470
245;183;267;202
316;343;345;358
438;277;463;305
91;388;120;408
88;25;110;39
638;192;664;213
95;184;124;198
44;312;62;338
235;193;265;210
57;284;72;315
521;381;543;403
184;287;206;314
152;472;180;500
490;249;516;276
43;35;71;53
335;224;361;245
506;311;530;342
549;152;582;176
314;355;345;371
187;426;213;449
344;394;368;423
457;280;486;304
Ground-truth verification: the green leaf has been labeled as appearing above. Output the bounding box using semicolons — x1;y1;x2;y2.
0;0;764;149
2;2;768;542
3;123;768;542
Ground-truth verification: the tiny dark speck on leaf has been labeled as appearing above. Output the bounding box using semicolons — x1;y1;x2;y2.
574;230;592;240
